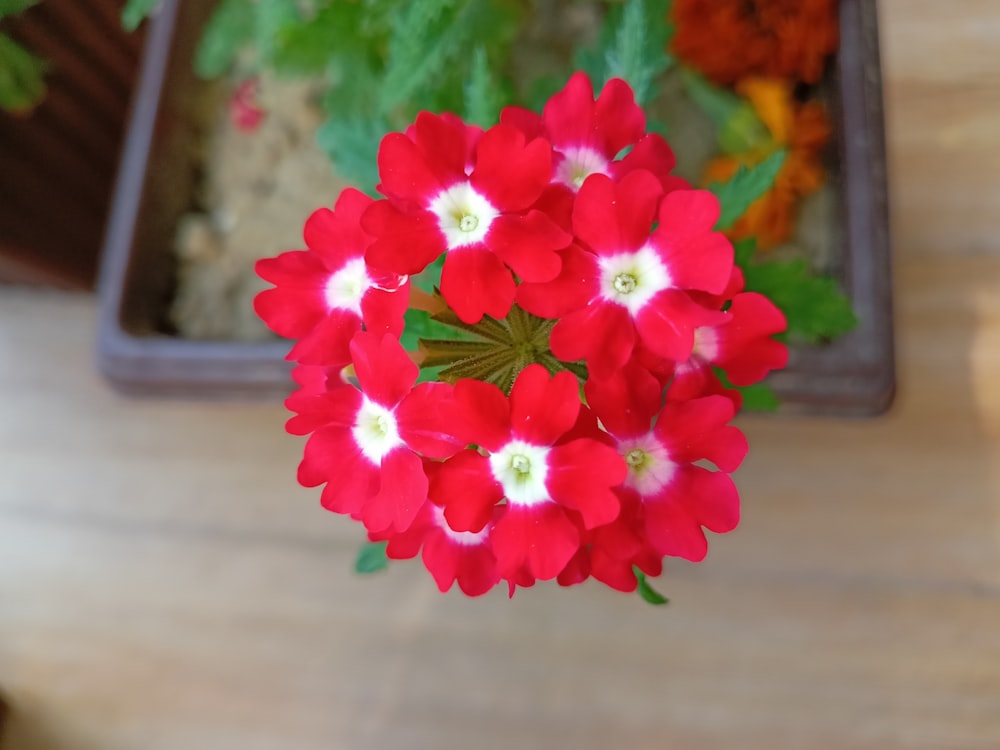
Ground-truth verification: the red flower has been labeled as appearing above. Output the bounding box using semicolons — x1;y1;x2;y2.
374;498;500;597
518;170;733;377
254;73;793;601
293;333;461;533
362;113;571;323
669;292;789;402
586;366;748;562
229;78;265;132
501;72;687;195
429;365;626;582
254;189;409;367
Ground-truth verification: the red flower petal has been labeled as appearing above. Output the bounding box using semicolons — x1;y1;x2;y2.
432;449;503;533
286;308;360;366
655;395;748;473
349;332;417;408
499;104;545;141
360;283;409;340
550;303;635;378
470;124;552;213
635;289;726;362
376;130;444;203
652;190;733;294
516;243;599;319
508;366;580;446
556;545;591;587
610;133;686;193
285;384;362;436
421;530;460;592
302;189;373;266
643;466;740;560
423;529;499;597
439;246;516;323
412;111;469;187
547;439;626;528
572;171;662;254
379;500;432;559
531;182;575;232
254;251;329;338
298;427;378;519
541;71;596;148
681;466;741;535
584;360;662;438
453;543;501;597
362;200;444;276
451;378;511;452
593;77;646;156
364;447;428;533
642;489;708;562
714;293;789;385
491;504;580;581
486;211;569;283
397;382;464;459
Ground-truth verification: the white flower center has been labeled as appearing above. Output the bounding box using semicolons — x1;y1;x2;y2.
489;439;551;507
352;397;402;464
692;326;720;362
429;182;498;250
556;146;610;191
618;432;676;497
432;505;489;546
599;245;672;316
324;257;371;316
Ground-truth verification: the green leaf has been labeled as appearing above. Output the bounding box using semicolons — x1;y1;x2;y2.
400;306;473;352
715;369;780;412
739;257;858;344
315;115;387;195
354;541;389;574
0;0;40;18
321;54;382;122
253;0;300;69
464;46;501;128
634;567;669;605
378;0;457;113
378;0;517;117
579;0;673;106
708;150;787;230
732;238;756;267
680;70;770;154
0;33;46;113
193;0;255;79
411;255;445;295
272;2;368;75
120;0;160;31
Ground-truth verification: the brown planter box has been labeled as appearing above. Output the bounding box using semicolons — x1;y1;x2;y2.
0;0;144;288
97;0;894;414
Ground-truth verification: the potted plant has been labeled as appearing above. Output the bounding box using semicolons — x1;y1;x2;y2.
95;0;893;601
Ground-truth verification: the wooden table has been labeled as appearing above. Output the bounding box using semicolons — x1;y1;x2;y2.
2;2;999;747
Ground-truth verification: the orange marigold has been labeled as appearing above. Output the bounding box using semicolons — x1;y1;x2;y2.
702;78;831;250
670;0;839;85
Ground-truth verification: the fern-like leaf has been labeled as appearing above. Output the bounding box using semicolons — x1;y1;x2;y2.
193;0;255;79
464;46;502;127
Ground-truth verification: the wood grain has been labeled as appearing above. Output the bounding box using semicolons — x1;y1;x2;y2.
2;1;1000;747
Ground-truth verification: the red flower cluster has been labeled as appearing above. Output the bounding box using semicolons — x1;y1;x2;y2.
255;73;788;598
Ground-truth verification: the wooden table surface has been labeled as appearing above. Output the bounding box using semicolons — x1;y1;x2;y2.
2;2;999;748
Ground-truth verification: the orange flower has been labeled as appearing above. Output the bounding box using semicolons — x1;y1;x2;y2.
670;0;839;86
702;78;831;250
